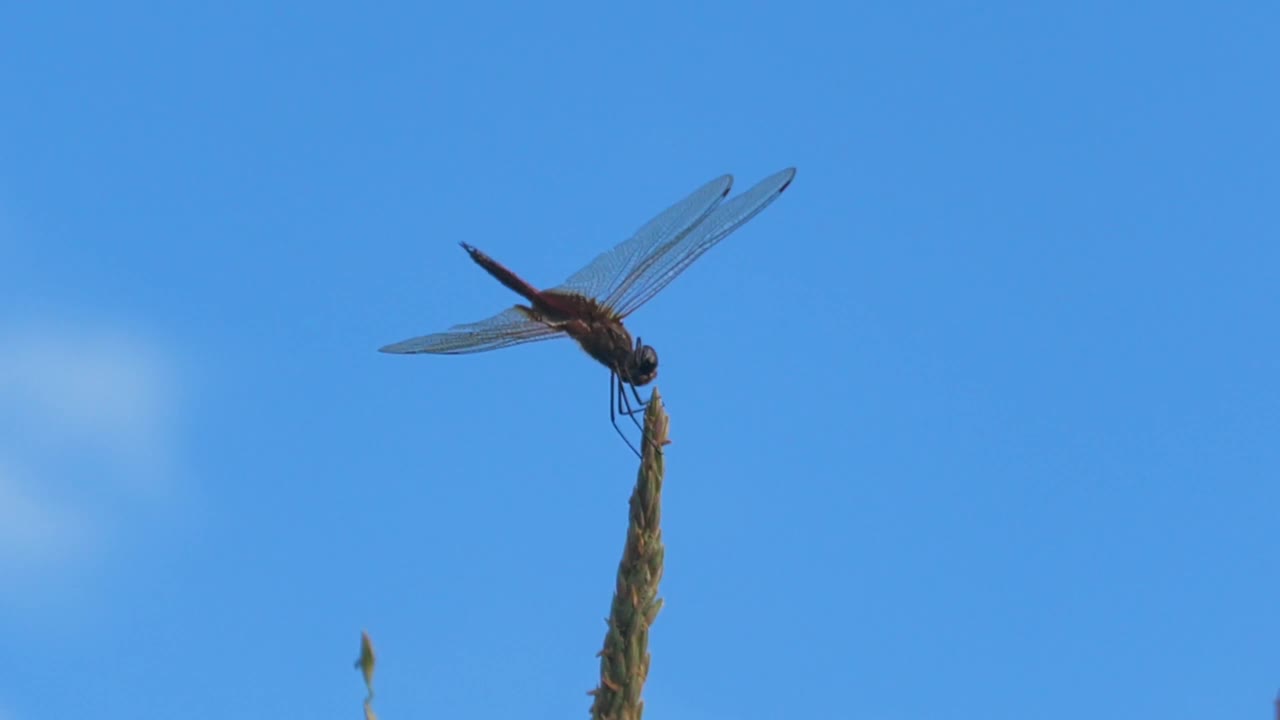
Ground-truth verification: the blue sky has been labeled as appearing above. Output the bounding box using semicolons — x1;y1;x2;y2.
2;2;1276;718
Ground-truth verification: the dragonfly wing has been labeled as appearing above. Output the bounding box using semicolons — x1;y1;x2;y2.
379;306;565;355
549;174;734;302
608;168;796;317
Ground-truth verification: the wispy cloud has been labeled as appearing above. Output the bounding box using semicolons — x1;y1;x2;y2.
0;324;183;579
0;459;89;567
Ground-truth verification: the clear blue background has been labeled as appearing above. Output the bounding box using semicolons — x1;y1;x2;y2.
2;2;1277;718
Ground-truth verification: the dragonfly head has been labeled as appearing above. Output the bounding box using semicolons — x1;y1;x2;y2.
623;336;658;386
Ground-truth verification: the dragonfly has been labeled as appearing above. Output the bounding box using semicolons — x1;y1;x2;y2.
380;167;797;456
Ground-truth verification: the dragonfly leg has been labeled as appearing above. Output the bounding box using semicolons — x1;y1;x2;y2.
610;371;642;458
628;382;649;411
617;375;666;457
618;378;645;434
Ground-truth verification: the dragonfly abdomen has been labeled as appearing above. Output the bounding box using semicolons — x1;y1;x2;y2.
460;242;542;303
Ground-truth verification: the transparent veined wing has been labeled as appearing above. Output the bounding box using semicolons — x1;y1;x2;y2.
379;306;565;355
606;168;796;318
548;173;734;304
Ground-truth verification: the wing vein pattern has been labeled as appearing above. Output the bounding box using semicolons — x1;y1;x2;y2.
379;306;564;354
607;167;796;317
549;174;734;305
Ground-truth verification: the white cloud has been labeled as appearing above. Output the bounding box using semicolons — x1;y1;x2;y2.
0;324;182;578
0;460;88;568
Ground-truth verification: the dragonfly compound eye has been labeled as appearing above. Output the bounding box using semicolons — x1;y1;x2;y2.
628;345;659;386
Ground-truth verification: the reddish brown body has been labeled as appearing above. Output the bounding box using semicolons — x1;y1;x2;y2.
462;243;655;385
380;167;797;456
